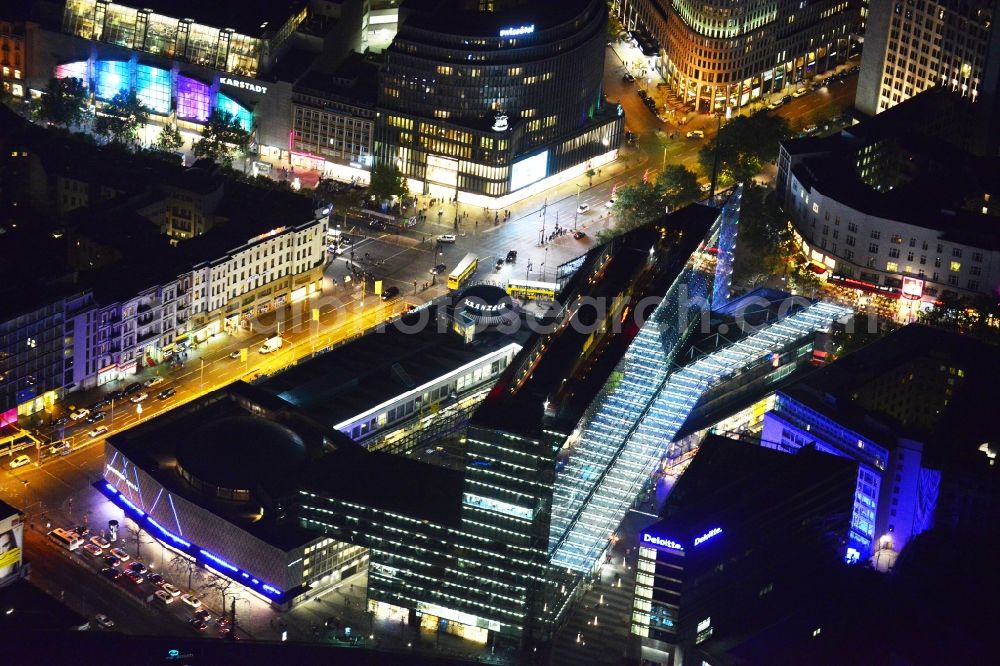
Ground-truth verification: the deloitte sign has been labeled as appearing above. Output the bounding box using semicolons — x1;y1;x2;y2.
642;533;684;551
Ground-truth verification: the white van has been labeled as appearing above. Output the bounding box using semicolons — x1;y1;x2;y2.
9;454;31;469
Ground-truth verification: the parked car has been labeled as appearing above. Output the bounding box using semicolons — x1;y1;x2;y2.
83;543;103;556
430;263;447;275
90;398;110;410
605;197;616;208
189;618;208;631
686;130;705;139
781;94;793;104
381;286;400;301
157;388;176;400
128;561;148;575
98;568;121;581
123;570;144;585
109;547;129;562
130;392;148;404
505;250;518;263
123;383;143;396
154;589;174;604
103;554;121;568
573;230;587;240
495;259;504;271
436;234;456;243
8;455;30;470
803;123;818;134
622;72;635;82
767;99;783;110
69;408;90;421
194;609;212;622
637;89;648;99
161;583;182;597
93;614;115;629
576;203;590;214
87;411;106;423
90;536;110;549
792;87;808;98
180;593;202;609
87;426;109;438
144;377;165;388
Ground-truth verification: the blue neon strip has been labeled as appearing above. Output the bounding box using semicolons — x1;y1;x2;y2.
96;481;285;601
168;494;184;537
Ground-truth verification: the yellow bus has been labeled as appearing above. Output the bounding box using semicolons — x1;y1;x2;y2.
506;279;560;301
448;253;478;290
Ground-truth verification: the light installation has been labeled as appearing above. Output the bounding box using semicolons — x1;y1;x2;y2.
54;61;89;86
96;480;285;602
549;285;852;571
216;93;253;132
176;76;212;122
94;60;130;101
135;64;171;115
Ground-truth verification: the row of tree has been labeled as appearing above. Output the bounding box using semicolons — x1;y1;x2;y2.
31;77;251;167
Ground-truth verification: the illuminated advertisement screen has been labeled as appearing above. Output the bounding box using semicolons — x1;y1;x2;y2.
510;150;548;192
55;61;89;87
901;276;924;300
177;76;211;122
135;64;171;115
95;60;130;101
0;510;23;585
216;93;253;132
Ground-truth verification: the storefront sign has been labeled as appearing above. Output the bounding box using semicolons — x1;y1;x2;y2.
499;25;534;37
220;77;267;94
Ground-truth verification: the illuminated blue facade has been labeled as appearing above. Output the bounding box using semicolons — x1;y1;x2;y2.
549;295;853;572
54;57;254;127
711;188;740;306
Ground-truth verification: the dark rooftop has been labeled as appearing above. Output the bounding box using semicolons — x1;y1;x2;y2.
0;224;80;320
259;305;529;429
294;52;381;107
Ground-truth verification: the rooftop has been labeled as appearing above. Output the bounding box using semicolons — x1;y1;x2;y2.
397;0;596;39
88;0;309;38
294;52;381;107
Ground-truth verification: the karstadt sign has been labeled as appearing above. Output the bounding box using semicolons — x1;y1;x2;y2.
220;77;267;94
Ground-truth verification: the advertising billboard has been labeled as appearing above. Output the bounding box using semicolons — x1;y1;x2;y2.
0;506;24;587
510;151;549;192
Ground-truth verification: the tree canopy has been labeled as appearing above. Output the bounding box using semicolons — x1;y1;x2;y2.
154;123;184;154
368;163;408;204
94;89;149;148
192;109;251;167
608;165;701;236
699;112;791;186
730;184;794;290
32;77;89;129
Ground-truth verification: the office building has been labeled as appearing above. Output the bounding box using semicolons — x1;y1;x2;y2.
855;0;1000;116
777;89;1000;306
630;435;858;666
0;8;29;101
761;324;1000;561
99;382;368;609
375;0;623;206
612;0;861;113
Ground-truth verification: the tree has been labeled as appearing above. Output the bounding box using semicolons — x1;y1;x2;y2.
193;109;251;168
32;77;89;129
94;89;149;148
154;123;184;154
585;168;596;187
610;179;667;233
658;164;700;212
368;163;408;205
699;112;792;186
730;184;794;287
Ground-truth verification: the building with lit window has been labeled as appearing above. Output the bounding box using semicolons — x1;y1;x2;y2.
98;382;368;610
777;89;1000;305
375;0;623;206
613;0;861;113
630;435;858;666
0;10;29;100
855;0;1000;117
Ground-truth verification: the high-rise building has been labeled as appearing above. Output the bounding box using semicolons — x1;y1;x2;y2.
375;0;623;206
855;0;1000;117
612;0;861;114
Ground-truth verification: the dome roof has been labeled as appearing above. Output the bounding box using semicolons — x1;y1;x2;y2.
176;415;306;494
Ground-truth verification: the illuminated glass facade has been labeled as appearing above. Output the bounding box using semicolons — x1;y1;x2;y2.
58;0;301;78
549;297;854;572
376;0;621;199
54;58;253;125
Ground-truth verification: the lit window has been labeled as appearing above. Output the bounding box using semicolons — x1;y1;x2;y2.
886;262;899;272
950;261;960;272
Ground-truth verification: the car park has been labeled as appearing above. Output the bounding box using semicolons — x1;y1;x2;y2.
83;543;103;557
154;589;174;604
8;455;30;469
90;536;110;549
180;593;202;609
157;388;176;400
686;130;704;139
430;263;447;275
436;234;456;243
98;568;121;581
505;250;517;263
576;203;590;214
144;377;165;388
88;426;109;438
93;614;115;629
161;583;182;597
109;548;129;562
130;392;148;403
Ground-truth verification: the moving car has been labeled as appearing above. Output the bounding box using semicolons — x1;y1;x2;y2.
93;614;115;629
130;392;148;404
505;250;517;263
258;336;283;354
495;259;504;271
430;263;447;275
90;536;110;549
803;124;818;134
180;593;202;609
622;72;635;82
48;441;71;456
9;455;30;470
109;548;129;562
436;234;456;243
70;408;90;421
157;388;176;401
83;543;103;557
576;203;590;214
381;286;400;301
767;99;783;110
161;583;182;597
154;589;174;604
573;230;587;240
88;426;109;438
605;197;616;208
123;383;143;396
87;411;106;423
144;377;165;388
189;618;208;631
686;130;704;139
229;350;242;359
